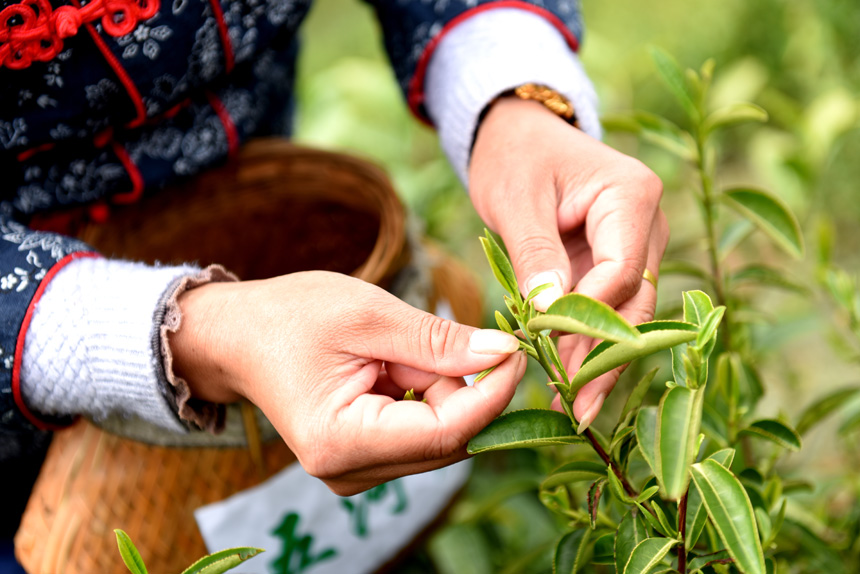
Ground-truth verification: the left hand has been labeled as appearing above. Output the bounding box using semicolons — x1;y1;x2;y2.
469;96;669;430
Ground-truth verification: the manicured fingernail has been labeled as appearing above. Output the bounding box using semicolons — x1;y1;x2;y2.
527;271;564;312
577;392;606;435
469;329;520;355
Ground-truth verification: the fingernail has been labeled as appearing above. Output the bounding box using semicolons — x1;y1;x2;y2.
577;392;606;435
527;271;564;312
469;329;520;355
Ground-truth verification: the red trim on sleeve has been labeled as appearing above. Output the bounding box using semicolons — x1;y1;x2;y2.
12;251;102;431
207;0;234;74
73;0;147;128
207;92;240;159
17;142;55;162
407;1;580;125
110;141;145;204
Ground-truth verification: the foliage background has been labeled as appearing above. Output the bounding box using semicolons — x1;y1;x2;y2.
293;0;860;571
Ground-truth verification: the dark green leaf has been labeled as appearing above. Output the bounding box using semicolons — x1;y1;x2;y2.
554;529;592;574
722;188;804;259
611;426;636;456
622;537;678;574
480;230;520;300
528;293;642;343
796;387;860;435
615;511;650;574
691;460;765;574
620;367;660;424
429;523;493;574
593;532;615;565
572;322;698;391
180;548;264;574
650;46;698;120
702;102;768;135
467;409;584;454
114;530;148;574
688;550;733;571
656;386;704;500
739;420;802;452
636;407;658;475
588;479;607;529
542;461;607;490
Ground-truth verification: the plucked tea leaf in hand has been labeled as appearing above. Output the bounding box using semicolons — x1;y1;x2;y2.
722;188;804;259
615;510;650;574
571;322;698;390
467;409;584;454
739;419;802;452
656;386;705;500
691;460;766;574
479;230;520;301
541;460;607;490
622;537;679;574
527;293;641;343
114;529;148;574
180;548;264;574
554;528;592;574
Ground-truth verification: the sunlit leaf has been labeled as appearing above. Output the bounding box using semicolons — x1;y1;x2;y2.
696;306;725;350
683;291;715;326
739;419;802;452
722;188;804;259
656;386;705;500
636;485;660;503
467;410;584;454
686;449;737;550
495;311;515;335
571;322;698;390
650;46;698;120
703;102;768;135
542;461;607;490
480;230;520;301
528;293;641;343
796;387;860;435
114;530;148;574
636;407;658;475
691;460;765;574
526;282;553;304
622;537;678;574
554;529;592;574
181;548;264;574
615;510;650;574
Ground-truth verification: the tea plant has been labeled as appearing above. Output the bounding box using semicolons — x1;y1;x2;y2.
114;529;262;574
462;49;828;574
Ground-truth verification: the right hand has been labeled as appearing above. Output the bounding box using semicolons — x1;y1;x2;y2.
168;271;526;495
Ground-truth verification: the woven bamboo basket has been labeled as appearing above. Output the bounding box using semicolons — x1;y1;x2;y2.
15;138;483;574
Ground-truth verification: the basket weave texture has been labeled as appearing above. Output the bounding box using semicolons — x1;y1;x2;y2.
16;139;483;573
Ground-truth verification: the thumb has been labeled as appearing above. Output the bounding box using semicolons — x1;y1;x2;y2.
494;190;571;312
361;299;521;377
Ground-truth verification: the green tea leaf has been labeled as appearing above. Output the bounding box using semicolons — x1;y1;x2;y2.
610;426;636;457
686;448;736;551
571;322;698;390
467;409;584;454
528;293;642;343
620;367;659;425
691;460;765;574
403;388;417;401
636;485;660;503
588;479;607;529
607;465;635;504
650;46;698;120
634;111;697;160
730;265;808;294
495;311;515;335
659;260;710;281
622;537;678;574
796;387;860;435
114;530;148;574
636;406;658;475
480;230;520;301
526;282;554;304
542;460;607;490
650;501;678;538
702;102;768;135
656;386;705;499
181;548;264;574
428;523;493;574
636;502;673;538
683;291;715;326
719;220;755;259
722;188;804;259
688;550;733;571
696;306;725;350
474;366;495;383
615;510;650;574
739;419;802;452
554;529;592;574
755;507;772;545
593;532;615;565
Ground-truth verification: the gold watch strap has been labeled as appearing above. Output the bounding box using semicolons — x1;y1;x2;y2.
512;83;579;126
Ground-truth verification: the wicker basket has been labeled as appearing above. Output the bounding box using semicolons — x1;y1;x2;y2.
15;139;482;573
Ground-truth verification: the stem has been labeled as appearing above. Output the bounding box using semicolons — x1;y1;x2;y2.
678;490;689;573
585;429;638;499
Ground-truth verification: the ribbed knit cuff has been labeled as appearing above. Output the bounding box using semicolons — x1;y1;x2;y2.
20;258;203;432
424;8;601;187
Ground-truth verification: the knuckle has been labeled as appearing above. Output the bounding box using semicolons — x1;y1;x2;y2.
511;233;560;271
620;158;663;200
418;313;455;369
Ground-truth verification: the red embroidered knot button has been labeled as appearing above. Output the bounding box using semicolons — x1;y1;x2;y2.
0;0;160;70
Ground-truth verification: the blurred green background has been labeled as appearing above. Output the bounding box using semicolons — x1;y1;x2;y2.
292;0;860;571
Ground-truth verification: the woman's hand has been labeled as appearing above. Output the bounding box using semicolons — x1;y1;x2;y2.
169;271;526;495
470;97;669;430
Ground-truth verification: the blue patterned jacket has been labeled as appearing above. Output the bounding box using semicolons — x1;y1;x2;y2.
0;0;583;465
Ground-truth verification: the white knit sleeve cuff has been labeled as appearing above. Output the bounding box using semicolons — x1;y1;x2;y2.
20;258;202;433
424;8;601;188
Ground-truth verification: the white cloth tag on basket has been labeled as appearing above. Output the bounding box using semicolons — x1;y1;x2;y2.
194;459;470;574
